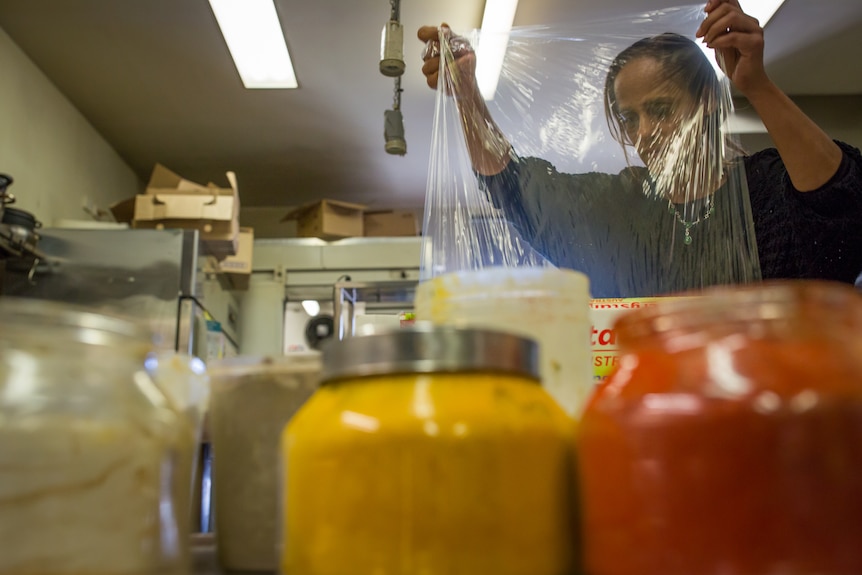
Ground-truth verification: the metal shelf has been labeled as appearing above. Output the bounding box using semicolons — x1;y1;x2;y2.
333;279;417;339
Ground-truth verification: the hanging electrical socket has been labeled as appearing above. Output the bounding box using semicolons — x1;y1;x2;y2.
384;109;407;155
380;20;405;77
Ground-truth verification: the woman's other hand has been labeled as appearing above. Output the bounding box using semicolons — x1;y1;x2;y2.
698;0;843;191
696;0;769;96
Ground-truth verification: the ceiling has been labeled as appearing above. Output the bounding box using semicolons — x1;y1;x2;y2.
0;0;860;210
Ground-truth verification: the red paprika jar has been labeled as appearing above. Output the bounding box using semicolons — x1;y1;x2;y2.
578;281;862;575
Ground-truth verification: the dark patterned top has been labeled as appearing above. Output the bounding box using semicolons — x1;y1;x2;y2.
481;141;862;298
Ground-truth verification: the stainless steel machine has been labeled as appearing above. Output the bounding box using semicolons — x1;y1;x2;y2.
0;174;47;294
1;226;237;358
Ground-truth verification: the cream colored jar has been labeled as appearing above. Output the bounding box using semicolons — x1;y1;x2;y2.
414;266;592;417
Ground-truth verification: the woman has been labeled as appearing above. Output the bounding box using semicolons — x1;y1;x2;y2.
418;0;862;297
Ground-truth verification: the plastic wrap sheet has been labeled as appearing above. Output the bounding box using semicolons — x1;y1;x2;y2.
421;4;762;297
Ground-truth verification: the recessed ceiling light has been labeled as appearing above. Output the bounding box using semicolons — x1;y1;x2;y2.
208;0;298;89
475;0;520;101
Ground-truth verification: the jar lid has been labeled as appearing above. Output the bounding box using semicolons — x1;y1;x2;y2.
208;353;322;388
415;267;591;308
321;324;540;383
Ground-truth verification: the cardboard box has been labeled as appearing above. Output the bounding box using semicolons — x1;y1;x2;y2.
204;227;254;290
363;209;419;237
124;164;241;258
109;197;136;225
282;199;365;240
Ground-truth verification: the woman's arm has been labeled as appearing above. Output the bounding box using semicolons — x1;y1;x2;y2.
697;0;843;192
418;25;513;176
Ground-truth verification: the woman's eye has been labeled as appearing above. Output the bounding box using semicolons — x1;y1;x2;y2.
619;113;638;131
653;104;673;119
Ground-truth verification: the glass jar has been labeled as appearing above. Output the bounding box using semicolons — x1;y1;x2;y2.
578;281;862;575
208;354;321;572
145;351;210;525
282;326;578;575
0;298;195;575
414;267;592;417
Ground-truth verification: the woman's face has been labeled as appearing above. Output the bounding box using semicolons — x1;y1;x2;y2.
613;56;699;172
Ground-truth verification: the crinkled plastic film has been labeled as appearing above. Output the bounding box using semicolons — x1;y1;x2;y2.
421;4;762;297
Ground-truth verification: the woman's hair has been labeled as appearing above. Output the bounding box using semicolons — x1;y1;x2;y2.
603;32;725;148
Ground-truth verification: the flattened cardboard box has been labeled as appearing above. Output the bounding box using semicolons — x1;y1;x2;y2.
203;227;254;291
130;164;240;257
363;210;419;237
282;199;366;240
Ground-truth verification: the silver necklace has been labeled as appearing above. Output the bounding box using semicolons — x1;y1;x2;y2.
668;199;715;245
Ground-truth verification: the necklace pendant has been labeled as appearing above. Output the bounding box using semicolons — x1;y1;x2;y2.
684;231;693;245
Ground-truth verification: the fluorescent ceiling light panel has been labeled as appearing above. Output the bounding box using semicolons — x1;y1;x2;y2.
208;0;298;89
475;0;519;100
738;0;786;27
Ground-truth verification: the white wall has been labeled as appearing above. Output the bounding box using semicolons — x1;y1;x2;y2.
736;95;862;154
238;275;285;356
0;27;141;226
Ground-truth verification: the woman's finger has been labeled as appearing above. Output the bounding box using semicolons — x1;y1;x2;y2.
704;0;743;14
422;58;440;78
700;6;760;44
417;25;439;42
706;29;763;53
702;13;753;44
696;3;736;37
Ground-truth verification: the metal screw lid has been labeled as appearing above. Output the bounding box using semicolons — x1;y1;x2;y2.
320;324;540;383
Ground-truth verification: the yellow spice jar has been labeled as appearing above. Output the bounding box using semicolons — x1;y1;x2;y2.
281;325;578;575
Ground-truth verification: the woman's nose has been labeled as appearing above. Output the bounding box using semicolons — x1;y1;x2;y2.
637;117;658;143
